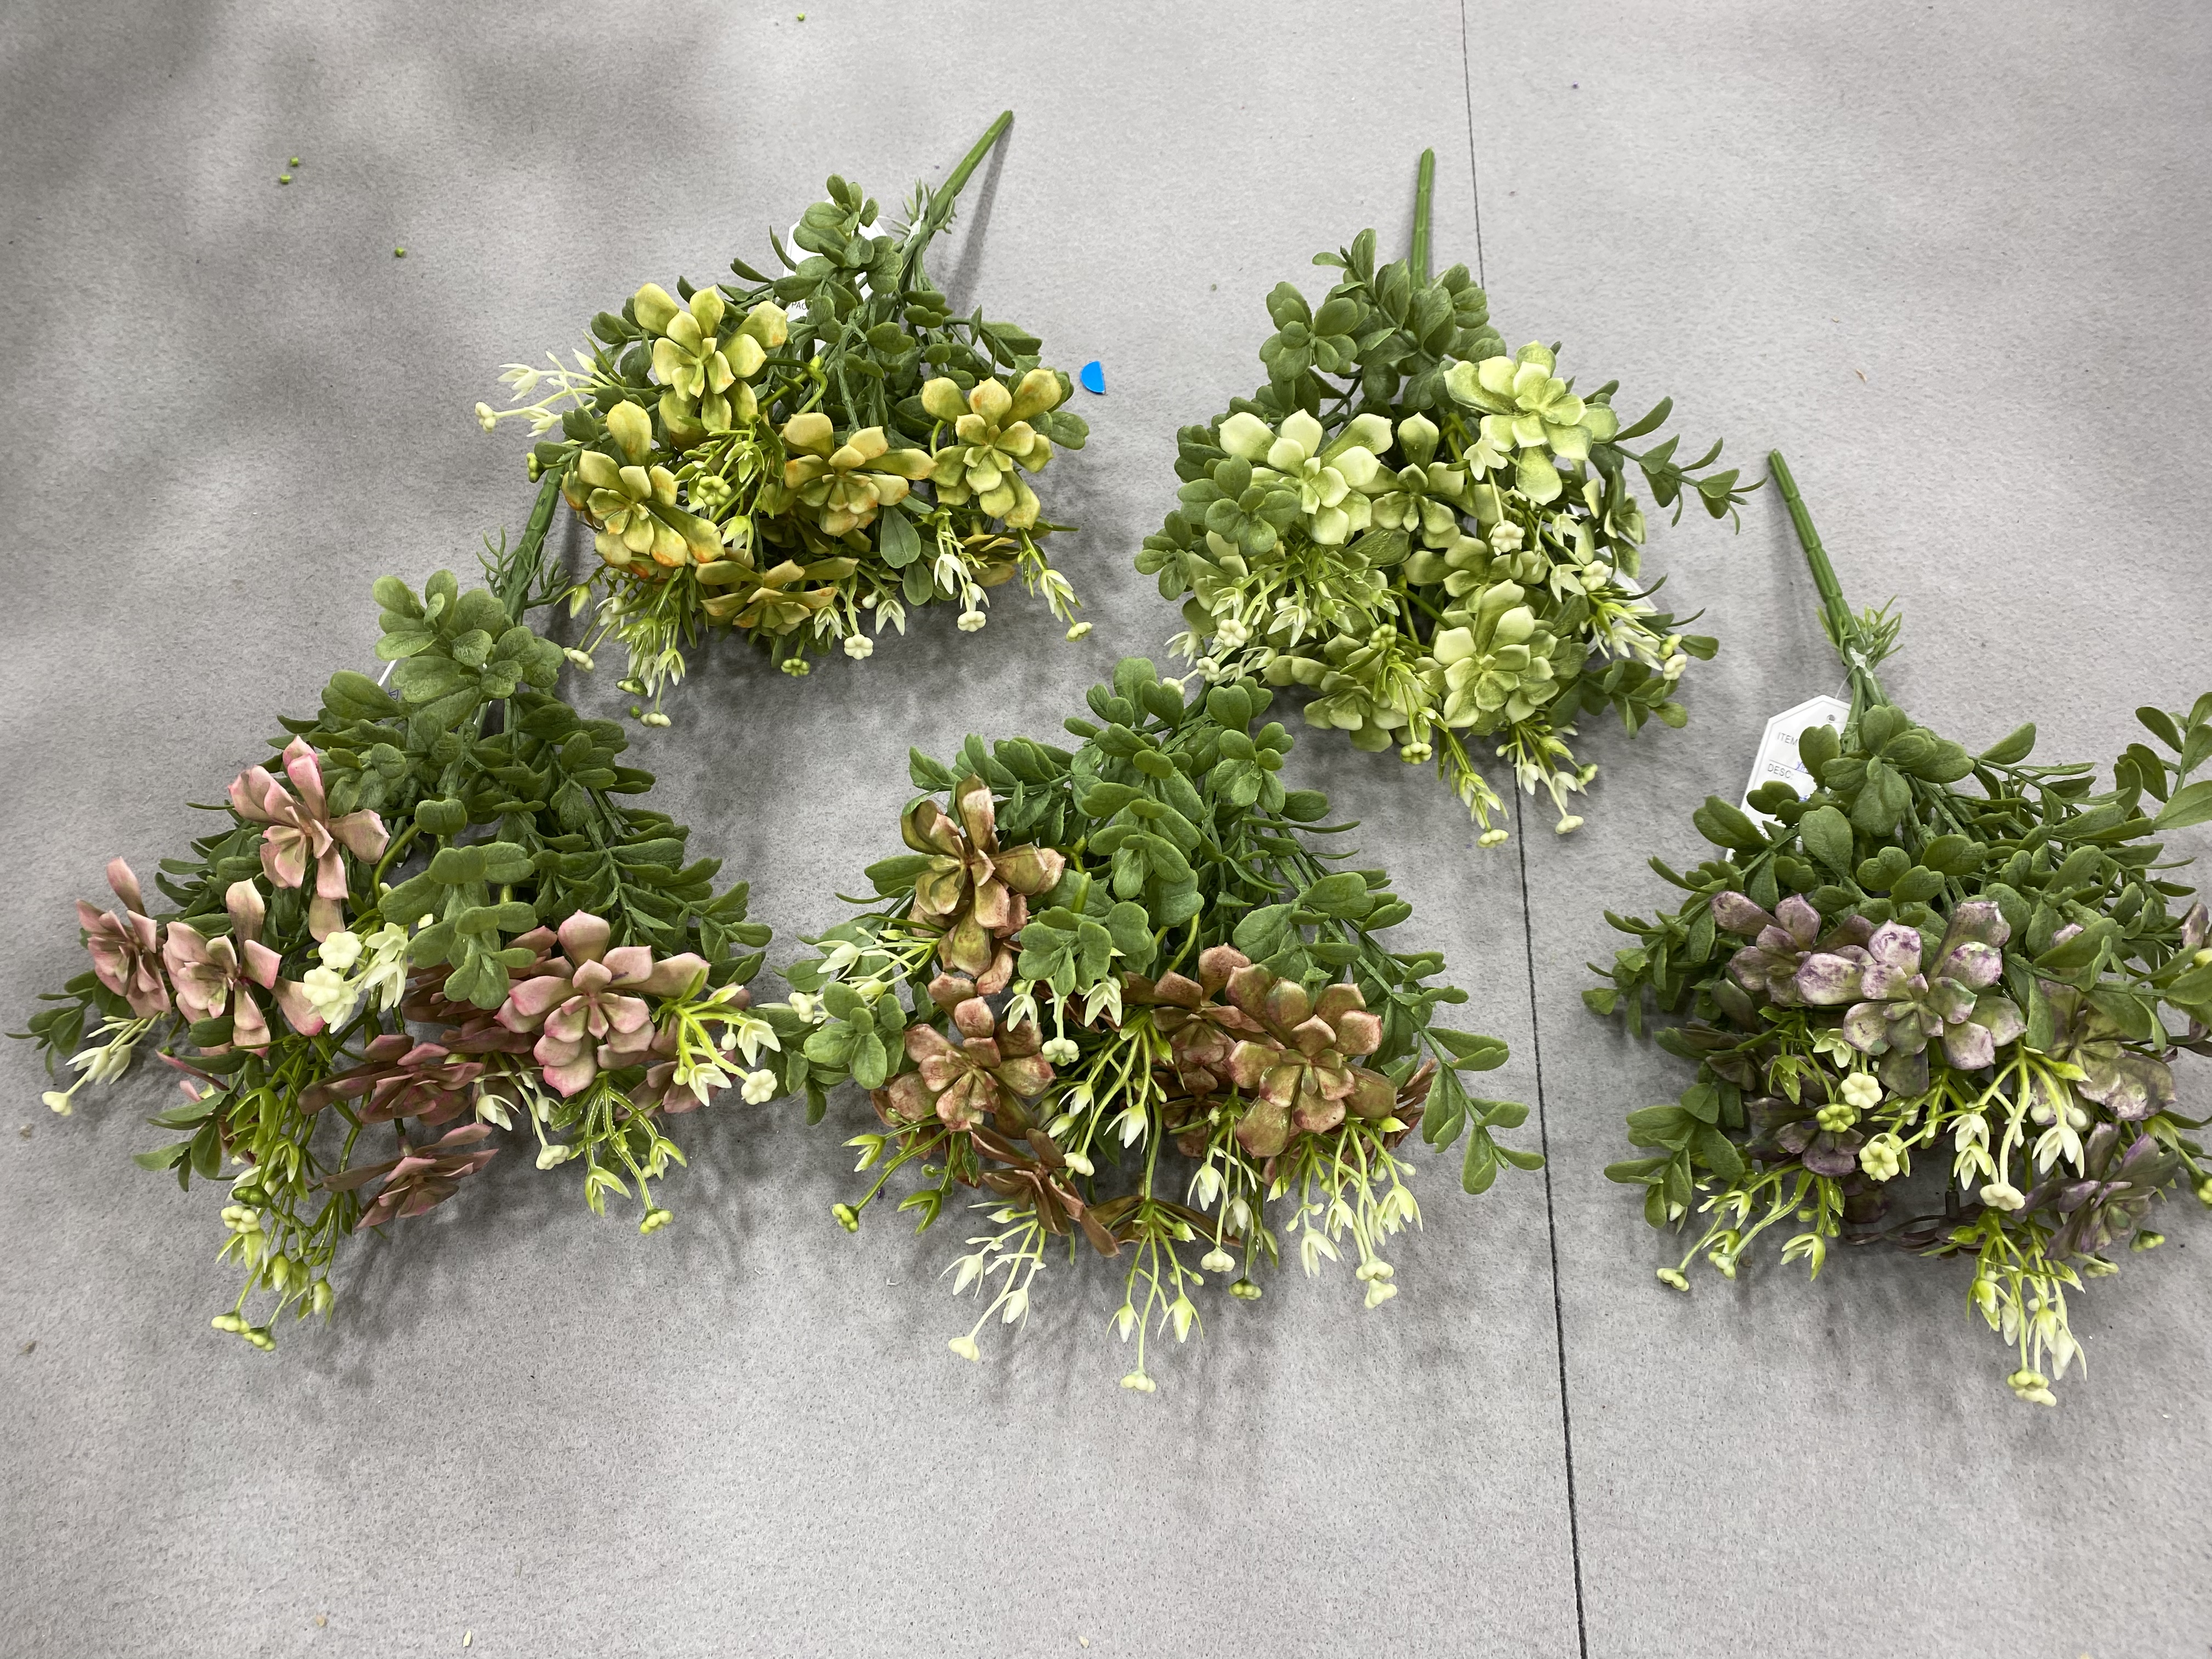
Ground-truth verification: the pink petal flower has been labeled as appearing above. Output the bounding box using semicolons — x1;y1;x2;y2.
636;952;710;997
230;986;272;1050
224;880;267;943
601;945;657;985
539;1051;599;1098
228;766;280;825
274;979;326;1036
601;994;652;1036
330;810;390;863
499;972;577;1029
241;938;283;991
556;912;612;965
312;847;350;900
280;738;329;819
259;828;309;891
105;859;149;916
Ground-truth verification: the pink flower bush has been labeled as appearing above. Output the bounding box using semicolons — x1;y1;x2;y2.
326;1122;499;1229
229;738;389;940
161;880;321;1049
495;913;708;1097
77;857;170;1018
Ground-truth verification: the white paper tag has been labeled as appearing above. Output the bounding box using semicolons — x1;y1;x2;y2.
1742;695;1851;822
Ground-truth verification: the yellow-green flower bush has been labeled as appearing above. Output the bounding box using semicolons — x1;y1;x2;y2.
477;113;1088;714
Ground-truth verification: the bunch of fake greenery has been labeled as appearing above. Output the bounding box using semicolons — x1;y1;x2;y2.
20;503;774;1349
477;111;1091;718
1139;152;1749;842
751;656;1531;1391
1589;454;2212;1404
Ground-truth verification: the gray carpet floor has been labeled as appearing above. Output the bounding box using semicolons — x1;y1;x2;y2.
3;3;2208;1655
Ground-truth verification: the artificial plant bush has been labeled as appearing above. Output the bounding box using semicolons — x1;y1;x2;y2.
477;111;1091;716
1139;151;1749;842
22;510;776;1348
755;657;1532;1390
1590;454;2212;1403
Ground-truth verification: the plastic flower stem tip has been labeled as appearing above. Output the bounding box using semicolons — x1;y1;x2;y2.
1410;146;1435;280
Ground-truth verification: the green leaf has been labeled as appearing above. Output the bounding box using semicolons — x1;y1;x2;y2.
1420;1065;1469;1148
878;509;922;568
1692;797;1765;853
864;853;933;893
2035;921;2112;976
850;1032;889;1091
1233;903;1293;957
1689;1124;1743;1179
1431;1029;1509;1071
2153;780;2212;831
1979;723;2036;765
1461;1131;1498;1194
1797;804;1854;875
1105;902;1154;969
2136;707;2183;751
907;751;956;792
1300;872;1371;917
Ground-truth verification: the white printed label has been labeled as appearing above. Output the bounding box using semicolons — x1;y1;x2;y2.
1742;695;1851;822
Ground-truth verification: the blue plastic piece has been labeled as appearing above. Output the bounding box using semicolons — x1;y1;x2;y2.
1079;359;1105;395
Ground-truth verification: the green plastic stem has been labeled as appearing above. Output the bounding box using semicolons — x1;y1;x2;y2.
1411;148;1436;281
1768;449;1886;708
908;109;1013;275
498;471;567;618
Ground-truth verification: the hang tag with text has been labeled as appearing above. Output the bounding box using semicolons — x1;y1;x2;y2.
1742;695;1851;824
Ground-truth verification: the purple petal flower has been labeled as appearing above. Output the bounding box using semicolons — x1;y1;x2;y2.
1937;940;2004;991
1860;961;1916;1000
1866;921;1925;974
1944;899;2010;949
1973;992;2024;1049
1942;1019;1996;1071
1711;891;1775;937
1878;1047;1929;1096
1797;948;1870;1005
1774;893;1821;950
1801;1131;1863;1177
1841;1002;1893;1053
2080;1051;2176;1121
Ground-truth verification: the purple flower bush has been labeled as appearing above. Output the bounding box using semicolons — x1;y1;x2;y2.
1590;457;2212;1403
